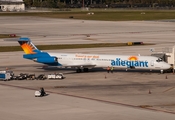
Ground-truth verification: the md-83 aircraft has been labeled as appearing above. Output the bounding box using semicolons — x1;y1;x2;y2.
17;37;170;73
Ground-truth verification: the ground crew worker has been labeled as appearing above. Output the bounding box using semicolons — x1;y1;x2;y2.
40;87;46;96
111;66;114;73
107;66;110;73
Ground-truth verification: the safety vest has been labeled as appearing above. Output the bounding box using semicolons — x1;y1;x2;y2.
111;67;114;70
107;67;110;70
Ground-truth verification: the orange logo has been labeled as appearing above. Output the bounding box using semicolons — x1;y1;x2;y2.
128;56;138;61
21;43;35;54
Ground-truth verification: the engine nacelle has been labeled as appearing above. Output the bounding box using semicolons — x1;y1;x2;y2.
34;57;57;64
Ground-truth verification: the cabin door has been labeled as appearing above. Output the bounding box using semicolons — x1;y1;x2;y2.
151;60;154;66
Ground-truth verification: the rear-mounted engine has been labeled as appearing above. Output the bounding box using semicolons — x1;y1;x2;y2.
33;57;57;64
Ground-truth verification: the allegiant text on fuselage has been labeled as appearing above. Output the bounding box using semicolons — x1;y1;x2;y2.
111;58;149;67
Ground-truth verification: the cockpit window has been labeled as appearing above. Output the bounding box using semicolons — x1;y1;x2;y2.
156;58;163;62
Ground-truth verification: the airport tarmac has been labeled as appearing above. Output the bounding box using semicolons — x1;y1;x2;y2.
0;16;175;120
0;16;175;47
1;66;175;120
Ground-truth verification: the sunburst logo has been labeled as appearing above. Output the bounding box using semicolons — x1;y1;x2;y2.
128;56;138;61
20;42;36;54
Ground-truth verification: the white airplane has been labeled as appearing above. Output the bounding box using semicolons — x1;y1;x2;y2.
17;37;171;73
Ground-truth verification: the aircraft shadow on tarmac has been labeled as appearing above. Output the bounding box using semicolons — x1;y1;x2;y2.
0;64;162;74
38;67;162;75
0;64;164;75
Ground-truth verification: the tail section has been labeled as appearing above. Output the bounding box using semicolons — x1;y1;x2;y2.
18;37;39;54
17;37;59;66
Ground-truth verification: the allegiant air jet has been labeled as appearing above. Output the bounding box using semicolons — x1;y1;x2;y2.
18;37;170;73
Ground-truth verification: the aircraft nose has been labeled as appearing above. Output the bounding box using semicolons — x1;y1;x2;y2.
165;63;171;69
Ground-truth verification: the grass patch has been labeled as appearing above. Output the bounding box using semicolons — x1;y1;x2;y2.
0;43;154;52
0;11;175;21
0;34;19;39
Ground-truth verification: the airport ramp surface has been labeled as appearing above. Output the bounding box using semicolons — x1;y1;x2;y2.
0;85;175;120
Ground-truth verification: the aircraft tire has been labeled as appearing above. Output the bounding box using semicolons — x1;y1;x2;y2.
76;69;82;73
83;68;89;72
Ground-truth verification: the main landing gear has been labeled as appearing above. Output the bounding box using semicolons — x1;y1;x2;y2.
160;70;164;74
76;69;82;73
76;68;89;73
83;68;89;72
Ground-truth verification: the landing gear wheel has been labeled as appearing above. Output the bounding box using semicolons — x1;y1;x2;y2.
83;68;89;72
76;69;82;73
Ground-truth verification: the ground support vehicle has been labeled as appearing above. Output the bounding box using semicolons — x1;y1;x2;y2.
36;74;47;80
0;71;14;81
48;73;65;79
